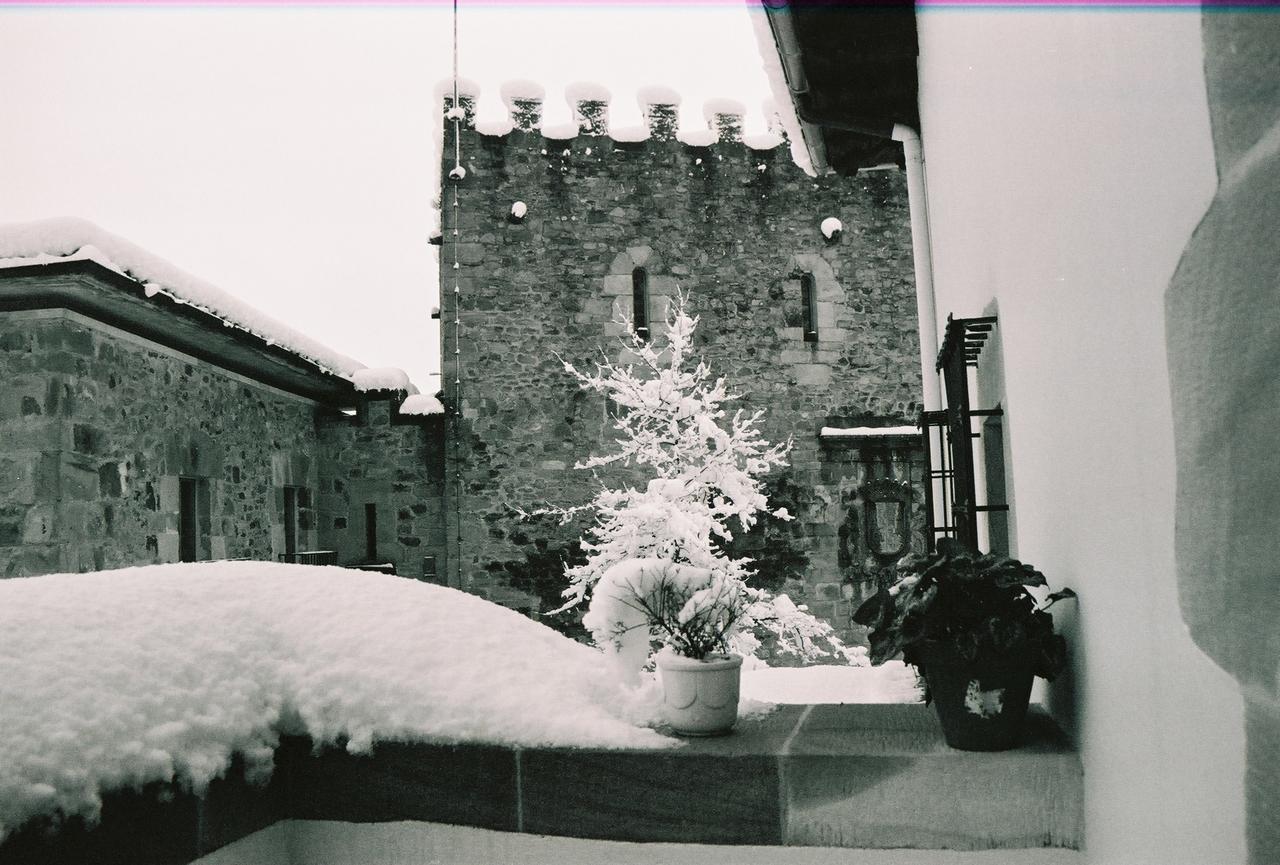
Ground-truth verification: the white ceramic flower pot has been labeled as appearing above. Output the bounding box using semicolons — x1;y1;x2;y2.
656;651;743;736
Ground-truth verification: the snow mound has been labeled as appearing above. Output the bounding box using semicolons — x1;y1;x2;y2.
636;84;682;107
820;425;918;438
499;79;545;103
474;115;515;137
677;128;718;148
744;131;784;151
352;367;413;393
432;76;481;101
742;662;922;705
0;563;675;840
703;97;746;121
399;393;445;416
609;125;650;144
0;218;364;379
564;81;611;104
542;122;580;141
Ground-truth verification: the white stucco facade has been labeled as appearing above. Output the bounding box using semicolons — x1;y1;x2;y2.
916;11;1246;865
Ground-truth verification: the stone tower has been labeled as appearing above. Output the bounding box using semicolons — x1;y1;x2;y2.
437;83;924;639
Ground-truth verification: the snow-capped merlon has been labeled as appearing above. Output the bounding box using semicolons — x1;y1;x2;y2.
677;127;718;148
819;425;919;438
636;84;682;107
432;76;481;101
702;97;746;123
399;393;445;416
352;367;413;393
0;217;365;380
821;217;843;240
499;79;546;104
564;80;612;105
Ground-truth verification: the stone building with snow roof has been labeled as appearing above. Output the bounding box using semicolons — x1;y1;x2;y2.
437;84;925;636
0;220;447;580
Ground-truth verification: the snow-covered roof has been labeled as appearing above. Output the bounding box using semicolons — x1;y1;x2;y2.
0;562;676;838
820;425;919;438
748;7;819;177
0;218;427;399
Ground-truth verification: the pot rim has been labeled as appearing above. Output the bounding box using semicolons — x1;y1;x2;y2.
655;649;743;672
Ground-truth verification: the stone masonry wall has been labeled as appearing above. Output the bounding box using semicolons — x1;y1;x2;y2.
438;95;923;629
316;396;447;580
0;309;320;576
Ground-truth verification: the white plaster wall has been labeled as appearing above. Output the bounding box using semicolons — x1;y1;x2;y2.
916;11;1245;865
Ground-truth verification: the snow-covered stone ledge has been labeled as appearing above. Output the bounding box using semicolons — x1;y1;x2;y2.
1;705;1081;863
0;564;1079;863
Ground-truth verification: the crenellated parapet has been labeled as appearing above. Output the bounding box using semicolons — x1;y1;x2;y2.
435;79;788;157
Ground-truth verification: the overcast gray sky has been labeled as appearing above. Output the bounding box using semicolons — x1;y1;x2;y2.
0;3;774;391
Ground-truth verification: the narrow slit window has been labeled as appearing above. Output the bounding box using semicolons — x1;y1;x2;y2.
632;267;650;341
365;503;378;562
800;273;818;342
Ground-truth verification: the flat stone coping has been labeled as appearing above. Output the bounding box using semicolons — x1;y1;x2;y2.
0;704;1081;864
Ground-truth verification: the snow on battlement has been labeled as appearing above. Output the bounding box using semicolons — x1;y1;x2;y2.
435;78;788;155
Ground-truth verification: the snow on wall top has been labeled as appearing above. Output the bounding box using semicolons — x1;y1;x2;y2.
0;562;674;839
436;78;788;153
399;392;445;416
0;217;366;380
351;367;416;394
819;425;919;438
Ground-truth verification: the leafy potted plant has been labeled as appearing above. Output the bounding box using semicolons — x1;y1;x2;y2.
853;540;1076;750
583;558;749;736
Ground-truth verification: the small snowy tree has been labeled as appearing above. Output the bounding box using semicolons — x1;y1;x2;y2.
546;292;861;675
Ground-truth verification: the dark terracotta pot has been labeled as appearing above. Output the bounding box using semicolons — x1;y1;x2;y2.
919;647;1035;751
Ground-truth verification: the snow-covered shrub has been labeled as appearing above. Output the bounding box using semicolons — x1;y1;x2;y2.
544;292;859;675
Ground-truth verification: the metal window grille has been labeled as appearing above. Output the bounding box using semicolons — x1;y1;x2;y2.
921;315;1009;553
